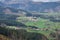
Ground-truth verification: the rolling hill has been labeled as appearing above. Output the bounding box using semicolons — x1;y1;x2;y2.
0;1;60;12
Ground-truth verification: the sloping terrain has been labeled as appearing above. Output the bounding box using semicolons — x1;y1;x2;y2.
0;34;12;40
0;27;48;40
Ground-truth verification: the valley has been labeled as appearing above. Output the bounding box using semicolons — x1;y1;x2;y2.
0;6;60;40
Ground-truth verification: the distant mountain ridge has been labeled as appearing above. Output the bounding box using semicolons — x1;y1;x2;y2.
0;6;32;17
26;2;60;12
0;1;60;12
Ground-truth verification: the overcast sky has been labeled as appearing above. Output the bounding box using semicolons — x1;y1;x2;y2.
0;0;60;2
32;0;60;2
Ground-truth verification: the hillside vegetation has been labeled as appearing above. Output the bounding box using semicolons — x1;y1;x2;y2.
0;7;60;40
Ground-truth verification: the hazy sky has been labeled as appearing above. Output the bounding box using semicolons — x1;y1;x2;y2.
0;0;60;2
32;0;60;2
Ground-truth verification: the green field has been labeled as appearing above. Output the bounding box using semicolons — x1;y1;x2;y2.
17;17;60;28
16;15;60;40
